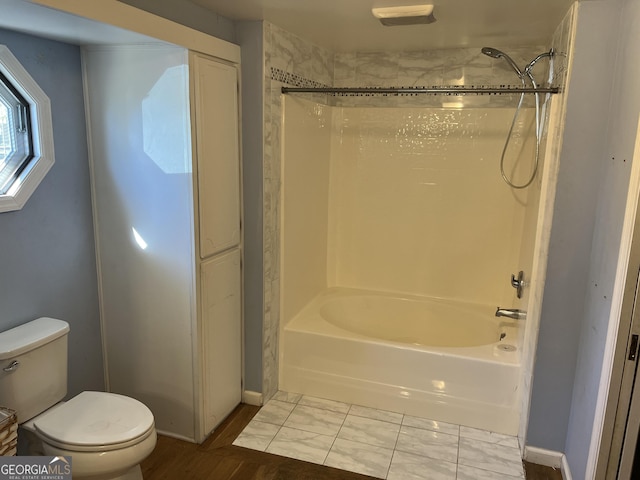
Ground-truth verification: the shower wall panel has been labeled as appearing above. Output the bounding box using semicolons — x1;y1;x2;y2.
281;97;332;325
327;107;535;306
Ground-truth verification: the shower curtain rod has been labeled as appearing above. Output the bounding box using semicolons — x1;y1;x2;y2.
281;86;560;95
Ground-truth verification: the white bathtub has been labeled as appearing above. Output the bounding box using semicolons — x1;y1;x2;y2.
280;288;523;435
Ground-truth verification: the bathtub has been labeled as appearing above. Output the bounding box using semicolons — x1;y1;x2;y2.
279;288;522;435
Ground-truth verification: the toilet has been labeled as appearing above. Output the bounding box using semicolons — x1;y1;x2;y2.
0;317;157;480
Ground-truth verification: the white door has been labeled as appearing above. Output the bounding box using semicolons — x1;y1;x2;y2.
192;53;241;258
201;248;242;433
612;266;640;479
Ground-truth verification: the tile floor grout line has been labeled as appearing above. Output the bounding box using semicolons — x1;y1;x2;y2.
322;404;351;466
263;424;284;453
384;412;404;480
264;397;299;451
263;396;341;465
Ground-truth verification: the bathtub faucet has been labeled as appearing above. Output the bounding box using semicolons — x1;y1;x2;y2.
495;308;527;320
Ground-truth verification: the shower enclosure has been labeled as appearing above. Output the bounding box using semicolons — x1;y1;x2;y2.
279;94;542;435
265;8;575;446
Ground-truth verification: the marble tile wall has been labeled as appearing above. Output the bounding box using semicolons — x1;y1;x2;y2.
261;23;334;401
550;5;574;89
332;46;547;108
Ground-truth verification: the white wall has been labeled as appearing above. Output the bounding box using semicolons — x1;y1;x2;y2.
83;45;198;440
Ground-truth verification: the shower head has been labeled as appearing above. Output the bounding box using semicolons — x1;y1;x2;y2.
481;47;523;79
481;47;504;58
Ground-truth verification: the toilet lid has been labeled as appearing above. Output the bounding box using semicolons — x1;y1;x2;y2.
34;391;154;447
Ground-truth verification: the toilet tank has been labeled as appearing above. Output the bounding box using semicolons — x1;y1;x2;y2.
0;318;69;423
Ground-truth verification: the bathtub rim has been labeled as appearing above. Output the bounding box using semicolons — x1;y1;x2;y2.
279;286;524;435
284;287;522;366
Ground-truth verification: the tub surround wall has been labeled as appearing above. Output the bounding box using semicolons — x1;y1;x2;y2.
0;28;103;397
327;106;533;306
279;95;539;435
280;97;332;325
280;97;537;316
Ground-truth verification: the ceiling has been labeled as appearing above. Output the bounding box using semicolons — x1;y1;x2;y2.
191;0;576;52
0;0;157;46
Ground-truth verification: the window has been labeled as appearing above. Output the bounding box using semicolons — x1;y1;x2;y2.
0;45;54;213
0;71;33;194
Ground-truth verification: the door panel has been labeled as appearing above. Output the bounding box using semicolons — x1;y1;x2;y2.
201;248;242;434
193;55;240;258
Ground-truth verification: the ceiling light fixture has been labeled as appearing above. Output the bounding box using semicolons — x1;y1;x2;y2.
371;4;436;26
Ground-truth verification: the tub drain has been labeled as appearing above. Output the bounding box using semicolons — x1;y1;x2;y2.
498;344;517;352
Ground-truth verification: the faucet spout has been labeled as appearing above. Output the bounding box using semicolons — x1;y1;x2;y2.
495;307;527;320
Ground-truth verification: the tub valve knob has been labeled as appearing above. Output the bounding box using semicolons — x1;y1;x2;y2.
495;308;527;320
510;271;525;298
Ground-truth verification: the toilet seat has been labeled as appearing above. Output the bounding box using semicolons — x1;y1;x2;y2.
34;391;155;452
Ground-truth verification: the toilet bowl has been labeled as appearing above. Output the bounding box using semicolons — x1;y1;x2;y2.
22;391;157;480
0;318;157;480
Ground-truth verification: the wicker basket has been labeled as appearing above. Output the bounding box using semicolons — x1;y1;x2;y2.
0;407;17;456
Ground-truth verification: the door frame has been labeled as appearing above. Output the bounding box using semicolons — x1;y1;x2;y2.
592;113;640;478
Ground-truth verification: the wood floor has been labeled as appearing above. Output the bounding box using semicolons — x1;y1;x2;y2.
141;404;563;480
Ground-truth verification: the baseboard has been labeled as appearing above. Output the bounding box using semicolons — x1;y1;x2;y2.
156;429;197;443
561;454;573;480
524;446;572;480
242;390;263;406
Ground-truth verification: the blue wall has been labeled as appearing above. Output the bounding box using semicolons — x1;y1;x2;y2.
0;28;103;396
236;21;264;393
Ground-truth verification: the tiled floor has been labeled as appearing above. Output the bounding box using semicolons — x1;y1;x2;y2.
233;392;525;480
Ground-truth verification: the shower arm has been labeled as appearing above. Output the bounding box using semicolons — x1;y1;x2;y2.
524;49;555;77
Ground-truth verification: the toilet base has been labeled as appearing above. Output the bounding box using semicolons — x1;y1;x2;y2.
41;431;156;480
20;422;156;480
21;428;145;480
